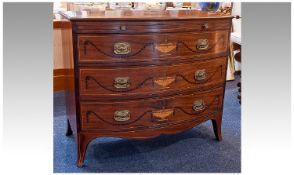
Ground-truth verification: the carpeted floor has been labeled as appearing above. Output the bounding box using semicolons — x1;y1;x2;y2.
54;76;241;173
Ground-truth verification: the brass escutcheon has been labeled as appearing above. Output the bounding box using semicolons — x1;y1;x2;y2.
197;39;209;50
152;109;174;121
114;77;130;89
114;110;131;122
201;23;209;30
153;76;176;87
195;69;207;81
155;42;177;53
193;100;205;111
114;42;131;55
120;25;127;31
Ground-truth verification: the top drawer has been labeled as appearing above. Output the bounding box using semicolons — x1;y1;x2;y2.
72;19;232;34
78;31;229;64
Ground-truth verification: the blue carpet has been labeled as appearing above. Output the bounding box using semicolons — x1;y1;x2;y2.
54;77;241;173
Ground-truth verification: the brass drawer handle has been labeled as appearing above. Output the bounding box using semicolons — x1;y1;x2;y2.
201;23;208;30
197;39;209;50
120;25;127;31
195;69;207;81
193;100;205;111
114;110;131;122
114;77;130;89
114;42;131;55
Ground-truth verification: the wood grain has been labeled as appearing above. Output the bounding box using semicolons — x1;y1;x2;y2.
59;9;232;167
79;57;227;100
73;19;232;34
60;9;233;21
80;87;223;131
54;69;71;91
78;31;229;63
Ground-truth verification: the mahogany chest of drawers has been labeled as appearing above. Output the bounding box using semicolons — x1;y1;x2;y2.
60;9;232;167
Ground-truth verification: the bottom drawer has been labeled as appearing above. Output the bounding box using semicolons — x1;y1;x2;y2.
80;87;224;132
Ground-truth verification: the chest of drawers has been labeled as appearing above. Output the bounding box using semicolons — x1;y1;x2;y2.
60;9;232;167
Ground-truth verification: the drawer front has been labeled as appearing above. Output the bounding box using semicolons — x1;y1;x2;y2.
79;57;226;99
73;19;231;34
80;87;224;131
78;31;229;64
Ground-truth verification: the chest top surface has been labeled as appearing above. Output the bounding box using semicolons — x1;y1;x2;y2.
60;9;232;21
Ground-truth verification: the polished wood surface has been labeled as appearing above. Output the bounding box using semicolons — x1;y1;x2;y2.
79;57;226;100
60;9;232;167
53;19;72;29
73;19;231;34
78;31;229;64
54;69;71;91
53;19;74;91
80;87;223;131
61;9;232;21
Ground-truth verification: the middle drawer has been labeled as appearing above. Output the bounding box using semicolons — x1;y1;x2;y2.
79;57;226;99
